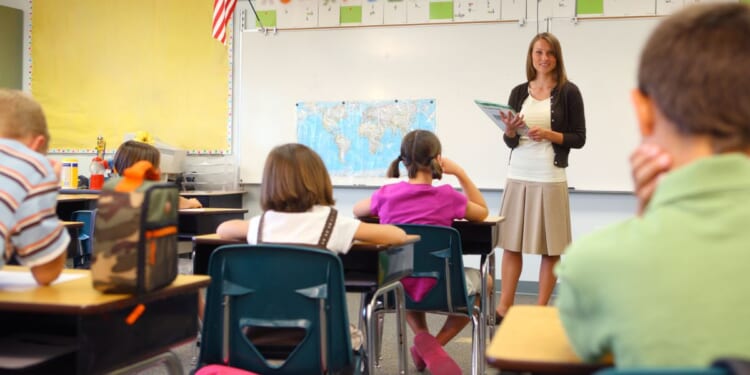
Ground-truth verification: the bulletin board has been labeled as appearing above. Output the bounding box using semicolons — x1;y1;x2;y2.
31;0;232;154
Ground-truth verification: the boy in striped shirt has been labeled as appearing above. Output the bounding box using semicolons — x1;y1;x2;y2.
0;89;69;285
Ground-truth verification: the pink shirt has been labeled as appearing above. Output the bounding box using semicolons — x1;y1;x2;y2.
370;181;468;227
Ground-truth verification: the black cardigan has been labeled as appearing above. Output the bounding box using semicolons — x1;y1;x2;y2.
502;82;586;168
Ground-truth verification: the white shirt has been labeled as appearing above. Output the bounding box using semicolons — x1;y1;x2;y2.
246;205;361;254
507;95;567;183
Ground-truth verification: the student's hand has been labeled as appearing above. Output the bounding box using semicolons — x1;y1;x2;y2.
527;127;549;142
439;156;465;177
630;143;671;216
182;197;203;209
500;111;526;136
48;158;62;180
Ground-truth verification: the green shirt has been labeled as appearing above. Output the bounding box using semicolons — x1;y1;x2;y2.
556;154;750;368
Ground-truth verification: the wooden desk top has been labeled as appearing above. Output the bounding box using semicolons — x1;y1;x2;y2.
180;190;246;197
453;215;505;226
192;233;420;251
57;194;100;202
486;305;612;374
0;266;210;315
179;207;248;215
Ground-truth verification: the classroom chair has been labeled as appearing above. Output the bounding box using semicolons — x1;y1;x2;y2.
71;209;96;268
196;244;362;375
375;224;483;375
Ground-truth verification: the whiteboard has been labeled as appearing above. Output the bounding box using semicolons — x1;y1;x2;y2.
236;15;660;191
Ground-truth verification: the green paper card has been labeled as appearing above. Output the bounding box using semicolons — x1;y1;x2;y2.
255;10;277;28
577;0;603;15
429;1;453;20
341;6;363;24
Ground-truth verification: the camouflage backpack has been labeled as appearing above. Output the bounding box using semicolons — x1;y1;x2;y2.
91;160;179;294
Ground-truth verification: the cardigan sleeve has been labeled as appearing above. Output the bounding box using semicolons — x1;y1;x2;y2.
559;83;586;149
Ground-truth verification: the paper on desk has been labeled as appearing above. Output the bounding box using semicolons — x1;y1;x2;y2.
474;100;529;136
0;271;85;292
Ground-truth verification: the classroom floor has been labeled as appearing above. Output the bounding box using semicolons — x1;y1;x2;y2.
136;257;539;375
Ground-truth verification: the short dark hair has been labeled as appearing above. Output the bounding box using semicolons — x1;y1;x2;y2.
387;130;442;179
525;32;569;87
638;3;750;152
112;140;160;175
260;143;335;212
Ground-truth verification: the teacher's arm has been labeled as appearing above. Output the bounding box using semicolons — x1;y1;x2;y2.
559;83;587;148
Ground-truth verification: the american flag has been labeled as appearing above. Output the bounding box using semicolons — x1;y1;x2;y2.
213;0;237;44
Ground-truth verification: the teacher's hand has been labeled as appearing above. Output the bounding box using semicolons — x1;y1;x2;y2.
500;111;526;136
630;143;671;216
527;127;549;142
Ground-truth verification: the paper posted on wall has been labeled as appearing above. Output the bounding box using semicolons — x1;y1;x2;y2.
474;100;529;136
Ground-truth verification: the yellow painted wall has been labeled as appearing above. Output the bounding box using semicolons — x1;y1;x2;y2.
32;0;231;153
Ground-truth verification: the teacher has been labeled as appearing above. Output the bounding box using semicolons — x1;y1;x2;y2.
495;32;586;321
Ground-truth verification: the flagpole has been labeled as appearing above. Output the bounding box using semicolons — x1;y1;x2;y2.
246;0;266;33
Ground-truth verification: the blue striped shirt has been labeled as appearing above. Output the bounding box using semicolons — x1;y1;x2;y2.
0;139;69;269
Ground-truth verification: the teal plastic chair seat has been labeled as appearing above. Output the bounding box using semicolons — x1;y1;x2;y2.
196;244;361;375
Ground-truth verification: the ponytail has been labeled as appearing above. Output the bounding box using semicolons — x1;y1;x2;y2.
386;156;402;178
430;158;443;179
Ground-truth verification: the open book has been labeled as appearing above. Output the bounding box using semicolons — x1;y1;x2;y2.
474;100;529;136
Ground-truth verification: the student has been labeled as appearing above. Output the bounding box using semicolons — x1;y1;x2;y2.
353;129;489;375
0;89;70;285
215;143;408;346
555;3;750;368
216;142;407;249
112;139;202;209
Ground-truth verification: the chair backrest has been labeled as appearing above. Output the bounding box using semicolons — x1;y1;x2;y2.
198;244;354;375
71;209;96;253
396;224;473;313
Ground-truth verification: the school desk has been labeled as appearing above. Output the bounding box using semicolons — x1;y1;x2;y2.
56;193;99;221
180;190;246;209
486;305;613;374
178;208;248;241
191;233;419;375
0;266;209;374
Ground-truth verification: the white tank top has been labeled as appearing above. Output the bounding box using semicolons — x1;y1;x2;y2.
507;95;567;182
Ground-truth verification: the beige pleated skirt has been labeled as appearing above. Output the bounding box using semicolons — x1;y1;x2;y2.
498;178;572;256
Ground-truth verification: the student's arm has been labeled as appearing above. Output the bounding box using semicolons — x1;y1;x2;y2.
440;157;489;221
216;220;249;240
352;197;373;218
354;222;407;244
30;250;66;286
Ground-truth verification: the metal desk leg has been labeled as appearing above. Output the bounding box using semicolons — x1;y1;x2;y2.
478;249;496;375
366;281;408;375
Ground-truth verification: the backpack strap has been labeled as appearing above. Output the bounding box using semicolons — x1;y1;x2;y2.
256;208;337;249
317;208;337;248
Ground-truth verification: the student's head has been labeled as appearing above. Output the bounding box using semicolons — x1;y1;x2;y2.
260;143;335;212
634;3;750;153
388;129;442;179
0;89;50;153
112;140;160;175
526;32;568;87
